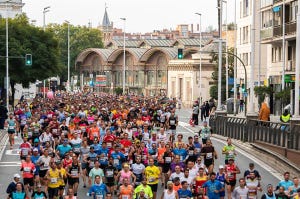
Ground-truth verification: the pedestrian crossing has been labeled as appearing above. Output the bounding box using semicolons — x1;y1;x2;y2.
0;161;21;167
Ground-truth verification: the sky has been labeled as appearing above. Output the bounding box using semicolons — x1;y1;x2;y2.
22;0;234;33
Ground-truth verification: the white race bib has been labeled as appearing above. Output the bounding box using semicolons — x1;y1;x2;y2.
50;178;57;183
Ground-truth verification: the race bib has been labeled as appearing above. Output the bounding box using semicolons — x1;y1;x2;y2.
165;157;171;163
73;148;80;153
122;195;129;199
8;126;15;130
189;150;194;155
107;142;112;148
28;131;33;137
50;178;57;184
149;177;155;182
206;152;212;159
24;167;31;172
170;120;175;125
113;159;119;165
47;114;52;118
106;170;114;177
52;129;58;134
34;128;39;133
22;149;29;156
96;195;104;199
71;170;78;176
21;120;27;125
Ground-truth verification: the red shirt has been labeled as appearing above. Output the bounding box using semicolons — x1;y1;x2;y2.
21;161;35;179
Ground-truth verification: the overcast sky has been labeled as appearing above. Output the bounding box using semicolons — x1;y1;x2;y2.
22;0;234;33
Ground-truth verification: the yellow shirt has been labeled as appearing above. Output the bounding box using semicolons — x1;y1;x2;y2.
57;168;66;186
48;168;60;188
145;165;160;185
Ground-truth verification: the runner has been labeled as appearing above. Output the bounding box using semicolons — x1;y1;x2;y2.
6;113;18;149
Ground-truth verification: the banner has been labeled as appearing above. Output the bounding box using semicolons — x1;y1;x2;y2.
95;75;107;87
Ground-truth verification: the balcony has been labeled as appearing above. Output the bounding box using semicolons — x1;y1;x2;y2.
261;28;273;40
273;21;296;37
274;0;282;3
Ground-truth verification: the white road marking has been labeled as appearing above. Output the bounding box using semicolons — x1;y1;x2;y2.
0;161;21;167
5;149;20;156
179;121;282;180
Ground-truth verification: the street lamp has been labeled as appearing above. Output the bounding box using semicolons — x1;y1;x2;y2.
43;6;50;98
120;18;126;95
217;0;223;111
195;13;202;103
65;20;70;92
249;0;256;114
294;0;300;117
223;0;229;101
6;0;12;109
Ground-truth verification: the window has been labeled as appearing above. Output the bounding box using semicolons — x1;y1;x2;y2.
290;1;298;22
272;46;282;62
261;9;273;29
243;0;250;17
242;26;249;44
242;53;249;65
274;7;282;26
260;0;272;8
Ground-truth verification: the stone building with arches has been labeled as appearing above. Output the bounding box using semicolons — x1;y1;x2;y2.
75;38;217;106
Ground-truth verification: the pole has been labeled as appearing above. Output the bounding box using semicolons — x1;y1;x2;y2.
217;0;223;111
249;0;256;113
282;0;286;90
67;22;70;92
225;1;229;101
258;8;261;86
6;0;10;109
43;6;50;98
233;0;237;115
294;0;300;117
195;13;202;103
121;18;126;94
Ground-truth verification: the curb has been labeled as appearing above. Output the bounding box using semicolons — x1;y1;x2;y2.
0;130;9;161
250;143;300;174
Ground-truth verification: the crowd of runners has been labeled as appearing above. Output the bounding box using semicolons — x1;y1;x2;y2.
3;91;300;199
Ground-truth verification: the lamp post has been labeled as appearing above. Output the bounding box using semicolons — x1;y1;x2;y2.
233;0;237;115
224;0;229;101
195;13;202;103
120;18;126;95
294;0;300;117
249;0;256;114
65;20;70;92
282;0;286;90
6;0;12;109
43;6;50;98
217;0;223;111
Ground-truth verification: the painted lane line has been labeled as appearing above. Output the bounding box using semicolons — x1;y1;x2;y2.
0;161;21;164
179;122;282;180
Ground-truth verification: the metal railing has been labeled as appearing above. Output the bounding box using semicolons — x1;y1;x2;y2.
209;115;300;151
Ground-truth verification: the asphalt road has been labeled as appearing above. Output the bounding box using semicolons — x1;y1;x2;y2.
0;108;282;199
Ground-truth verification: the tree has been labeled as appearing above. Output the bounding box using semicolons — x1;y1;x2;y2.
0;14;61;104
209;47;234;102
47;23;104;83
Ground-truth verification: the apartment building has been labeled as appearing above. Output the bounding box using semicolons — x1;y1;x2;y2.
236;0;268;111
260;0;297;88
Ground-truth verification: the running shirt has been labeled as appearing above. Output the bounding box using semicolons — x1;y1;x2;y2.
144;165;160;185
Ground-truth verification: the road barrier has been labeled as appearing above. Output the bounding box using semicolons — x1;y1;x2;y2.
209;115;300;151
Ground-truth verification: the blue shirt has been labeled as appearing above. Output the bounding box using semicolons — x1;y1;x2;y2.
177;188;192;198
203;180;223;199
173;148;187;162
56;144;72;157
88;183;108;199
110;152;125;170
278;180;294;191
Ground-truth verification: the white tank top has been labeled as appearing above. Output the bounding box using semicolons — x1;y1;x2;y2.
164;190;176;199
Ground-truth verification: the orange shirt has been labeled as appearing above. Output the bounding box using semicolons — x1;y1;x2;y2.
173;184;182;192
119;185;133;198
89;127;100;140
157;147;166;163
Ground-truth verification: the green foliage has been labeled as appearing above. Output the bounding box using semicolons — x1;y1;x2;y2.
209;47;234;102
47;23;104;82
115;87;123;95
0;14;61;88
275;87;291;106
254;86;271;105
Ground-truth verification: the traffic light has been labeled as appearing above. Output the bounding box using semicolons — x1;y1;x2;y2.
25;54;32;66
178;48;183;59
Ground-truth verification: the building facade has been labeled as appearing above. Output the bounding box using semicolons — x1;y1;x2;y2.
0;0;23;18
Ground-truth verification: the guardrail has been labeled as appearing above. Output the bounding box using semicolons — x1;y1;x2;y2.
209;115;300;151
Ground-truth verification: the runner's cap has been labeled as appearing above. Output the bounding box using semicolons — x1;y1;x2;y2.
14;174;20;178
219;165;224;169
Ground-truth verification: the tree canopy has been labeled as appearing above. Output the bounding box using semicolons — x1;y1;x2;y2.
47;23;104;82
0;14;61;88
